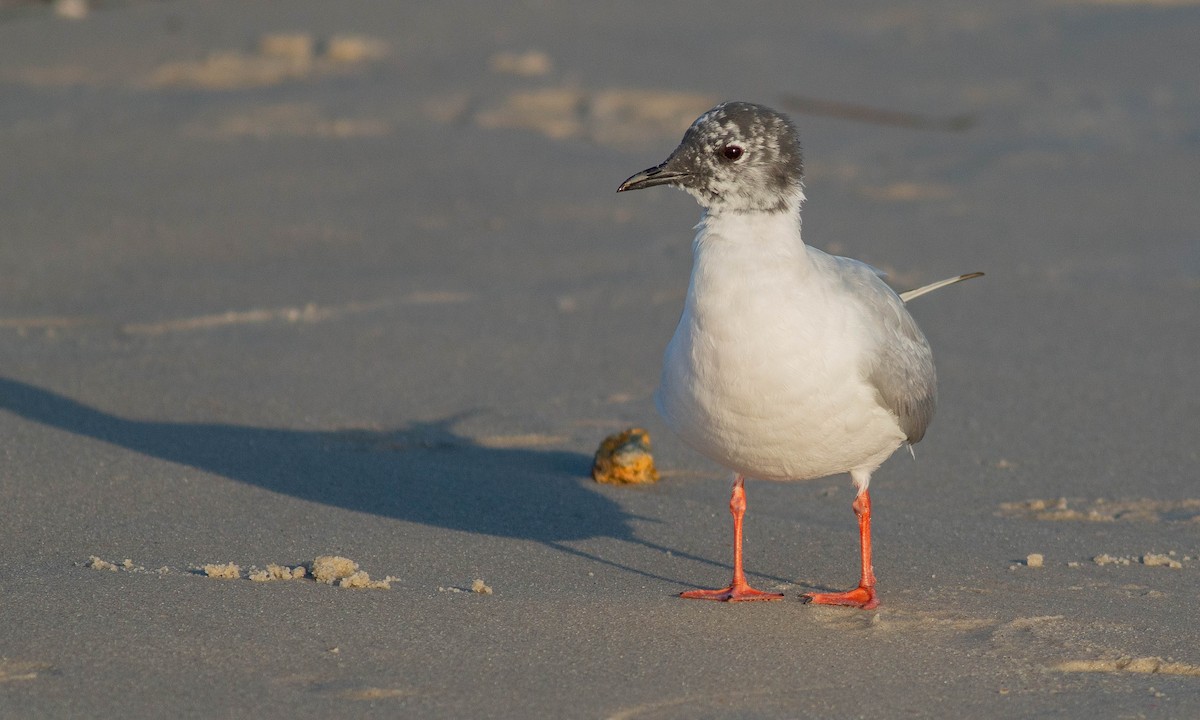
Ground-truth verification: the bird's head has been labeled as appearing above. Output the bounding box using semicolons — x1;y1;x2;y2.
618;101;805;214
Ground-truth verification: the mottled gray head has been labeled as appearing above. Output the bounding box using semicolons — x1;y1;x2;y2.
618;101;805;214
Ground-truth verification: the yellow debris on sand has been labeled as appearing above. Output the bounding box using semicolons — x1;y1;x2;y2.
592;428;660;485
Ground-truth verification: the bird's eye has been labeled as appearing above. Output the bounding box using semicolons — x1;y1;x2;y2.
721;145;744;161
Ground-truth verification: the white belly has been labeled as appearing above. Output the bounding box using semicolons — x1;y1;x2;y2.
655;220;905;481
656;317;904;481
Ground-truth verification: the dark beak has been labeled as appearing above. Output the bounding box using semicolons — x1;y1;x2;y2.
617;162;690;192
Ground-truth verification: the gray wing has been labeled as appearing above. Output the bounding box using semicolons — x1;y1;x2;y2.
818;252;937;444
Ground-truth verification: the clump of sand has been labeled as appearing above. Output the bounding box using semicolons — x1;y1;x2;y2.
1141;553;1183;569
312;555;358;583
437;579;495;595
198;556;391;586
202;563;242;579
86;554;395;588
311;555;394;589
87;556;119;572
1057;656;1200;676
1093;553;1183;568
86;556;169;575
249;564;307;582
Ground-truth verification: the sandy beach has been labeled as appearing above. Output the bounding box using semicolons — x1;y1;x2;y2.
1;0;1198;717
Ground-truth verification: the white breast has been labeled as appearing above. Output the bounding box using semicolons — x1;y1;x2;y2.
655;212;905;481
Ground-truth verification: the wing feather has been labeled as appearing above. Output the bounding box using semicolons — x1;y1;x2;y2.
819;253;937;443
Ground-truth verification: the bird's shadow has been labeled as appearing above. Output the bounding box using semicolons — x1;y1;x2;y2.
0;376;633;543
0;376;750;586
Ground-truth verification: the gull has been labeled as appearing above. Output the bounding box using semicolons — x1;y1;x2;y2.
618;101;980;608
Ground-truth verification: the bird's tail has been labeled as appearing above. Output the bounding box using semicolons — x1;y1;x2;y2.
899;272;984;303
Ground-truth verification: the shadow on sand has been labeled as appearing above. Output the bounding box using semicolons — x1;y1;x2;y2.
0;376;749;586
0;376;629;542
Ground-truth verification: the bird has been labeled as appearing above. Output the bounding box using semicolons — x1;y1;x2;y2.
617;101;980;609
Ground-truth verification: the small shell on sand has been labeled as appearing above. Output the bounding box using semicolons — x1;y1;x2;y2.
592;428;660;485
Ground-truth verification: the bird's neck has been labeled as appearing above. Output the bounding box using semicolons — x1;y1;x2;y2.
696;204;807;259
683;205;816;336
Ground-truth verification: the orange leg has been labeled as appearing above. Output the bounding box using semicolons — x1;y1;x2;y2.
680;475;784;602
802;489;879;609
